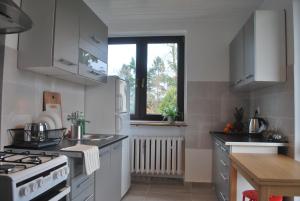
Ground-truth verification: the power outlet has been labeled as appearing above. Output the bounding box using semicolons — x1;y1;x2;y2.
256;107;261;115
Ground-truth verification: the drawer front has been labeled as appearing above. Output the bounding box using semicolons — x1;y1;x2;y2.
215;171;229;201
73;190;94;201
71;174;95;199
217;190;229;201
213;138;230;201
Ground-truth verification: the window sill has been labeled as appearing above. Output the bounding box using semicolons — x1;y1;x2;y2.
130;121;188;127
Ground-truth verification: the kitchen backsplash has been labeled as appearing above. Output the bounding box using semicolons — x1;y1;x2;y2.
185;81;249;150
249;64;295;157
0;45;85;148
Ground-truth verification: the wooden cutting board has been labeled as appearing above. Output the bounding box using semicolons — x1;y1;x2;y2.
43;91;62;120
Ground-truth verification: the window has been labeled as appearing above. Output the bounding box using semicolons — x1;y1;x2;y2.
108;36;184;121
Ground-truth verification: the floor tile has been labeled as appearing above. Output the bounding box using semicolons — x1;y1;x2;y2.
122;182;217;201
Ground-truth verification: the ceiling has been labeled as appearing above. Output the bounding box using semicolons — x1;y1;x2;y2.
85;0;264;24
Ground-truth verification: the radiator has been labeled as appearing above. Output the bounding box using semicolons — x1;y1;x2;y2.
131;136;184;176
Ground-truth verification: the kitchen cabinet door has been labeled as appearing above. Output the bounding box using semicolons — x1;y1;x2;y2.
243;15;255;83
229;29;244;85
53;0;79;74
121;138;131;198
79;1;108;82
95;147;111;201
110;142;122;201
79;1;108;61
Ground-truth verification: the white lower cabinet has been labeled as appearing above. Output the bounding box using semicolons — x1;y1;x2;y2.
110;142;122;201
95;142;122;201
121;138;131;198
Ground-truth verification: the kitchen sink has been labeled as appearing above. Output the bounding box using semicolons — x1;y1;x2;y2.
67;134;115;141
81;134;114;141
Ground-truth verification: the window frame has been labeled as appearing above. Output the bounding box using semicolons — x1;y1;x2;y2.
108;36;185;121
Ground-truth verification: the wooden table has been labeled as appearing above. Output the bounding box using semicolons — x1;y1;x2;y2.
230;154;300;201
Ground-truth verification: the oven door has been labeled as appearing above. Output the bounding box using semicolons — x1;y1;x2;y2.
31;184;70;201
48;186;70;201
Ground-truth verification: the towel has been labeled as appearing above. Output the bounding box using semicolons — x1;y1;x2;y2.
61;144;100;175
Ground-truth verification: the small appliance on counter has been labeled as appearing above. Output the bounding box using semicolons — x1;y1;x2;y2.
249;110;268;136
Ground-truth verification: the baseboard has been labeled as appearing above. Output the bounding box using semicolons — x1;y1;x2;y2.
132;175;184;184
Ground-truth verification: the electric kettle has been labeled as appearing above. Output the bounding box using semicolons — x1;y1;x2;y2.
249;110;268;134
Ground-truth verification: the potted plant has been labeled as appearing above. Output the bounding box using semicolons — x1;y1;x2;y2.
162;105;178;124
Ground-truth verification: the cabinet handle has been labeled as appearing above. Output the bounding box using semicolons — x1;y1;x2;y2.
84;194;93;201
245;74;254;79
235;79;243;85
58;58;76;66
220;146;227;152
88;70;101;76
220;192;228;201
90;35;102;44
76;177;89;189
220;159;227;167
220;173;229;181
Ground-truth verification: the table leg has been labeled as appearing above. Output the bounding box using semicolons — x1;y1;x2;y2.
258;187;269;201
230;164;237;201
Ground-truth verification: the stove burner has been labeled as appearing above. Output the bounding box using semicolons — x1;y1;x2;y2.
27;156;42;164
0;153;6;160
0;164;15;173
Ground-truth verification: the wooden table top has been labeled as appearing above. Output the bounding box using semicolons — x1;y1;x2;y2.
230;153;300;184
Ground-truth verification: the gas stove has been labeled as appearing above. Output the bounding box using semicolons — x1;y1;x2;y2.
0;151;58;174
0;150;70;201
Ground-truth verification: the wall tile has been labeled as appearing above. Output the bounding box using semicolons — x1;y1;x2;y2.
185;81;249;150
0;46;85;147
249;64;295;156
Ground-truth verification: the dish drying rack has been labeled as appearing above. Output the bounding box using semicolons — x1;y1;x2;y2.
8;128;66;148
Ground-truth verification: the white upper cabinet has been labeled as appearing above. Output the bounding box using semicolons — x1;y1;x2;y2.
230;28;244;85
53;0;79;74
229;10;286;89
78;1;108;82
18;0;108;85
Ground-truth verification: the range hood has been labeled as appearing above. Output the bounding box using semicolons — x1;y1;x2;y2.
0;0;32;34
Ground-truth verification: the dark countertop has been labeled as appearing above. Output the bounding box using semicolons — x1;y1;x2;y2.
5;134;128;152
210;131;288;146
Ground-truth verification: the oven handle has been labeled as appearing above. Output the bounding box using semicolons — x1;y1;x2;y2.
48;186;70;201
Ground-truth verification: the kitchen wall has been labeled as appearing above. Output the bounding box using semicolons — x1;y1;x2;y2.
249;0;295;157
108;18;252;182
185;82;249;182
0;15;85;148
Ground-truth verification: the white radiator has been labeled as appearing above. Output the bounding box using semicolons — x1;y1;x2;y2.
131;136;184;176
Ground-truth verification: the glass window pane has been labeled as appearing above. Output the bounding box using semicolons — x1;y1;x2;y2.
146;43;178;115
108;44;136;114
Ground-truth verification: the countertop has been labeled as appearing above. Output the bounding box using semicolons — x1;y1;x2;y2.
230;153;300;182
5;134;128;152
230;153;300;200
210;131;288;146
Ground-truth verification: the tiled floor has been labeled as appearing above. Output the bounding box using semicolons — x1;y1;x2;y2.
122;182;218;201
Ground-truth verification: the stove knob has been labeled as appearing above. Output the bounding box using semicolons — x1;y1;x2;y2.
29;183;38;192
37;179;44;187
19;186;30;197
64;167;70;175
53;171;59;180
60;169;65;177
